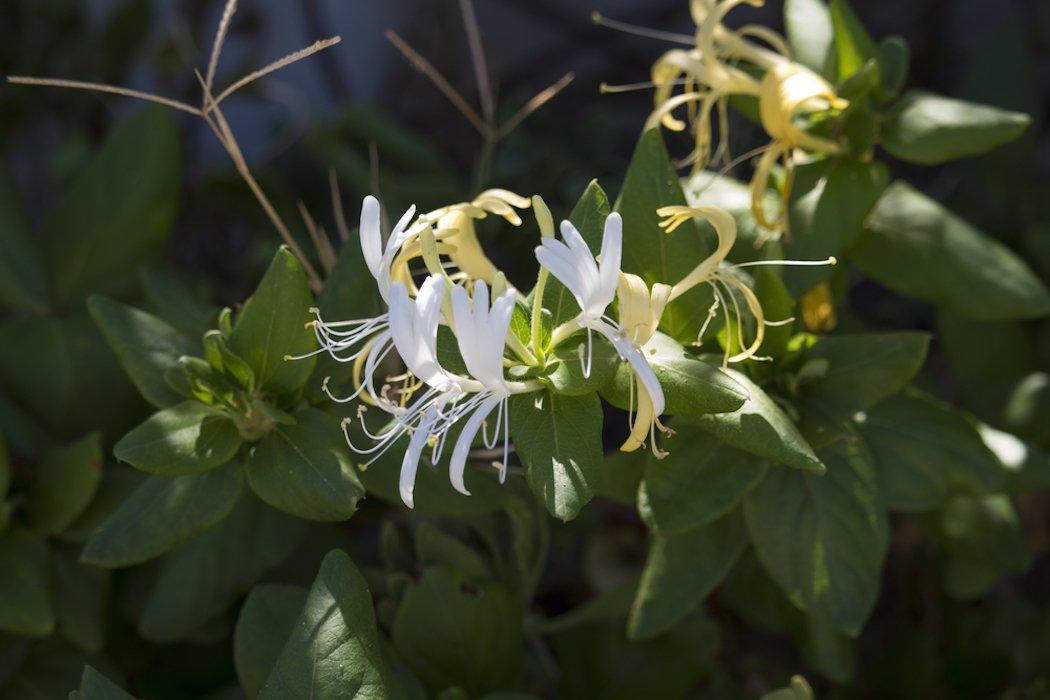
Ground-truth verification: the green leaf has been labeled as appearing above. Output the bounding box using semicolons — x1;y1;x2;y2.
882;90;1030;165
139;267;217;340
81;463;243;567
601;332;747;415
75;665;136;700
50;549;109;654
593;450;644;505
0;165;47;313
798;331;930;414
57;468;145;544
876;36;909;100
1002;371;1050;447
0;312;143;439
784;158;888;295
88;295;196;408
27;433;102;535
857;391;1004;511
510;391;603;521
927;494;1032;600
627;509;747;640
937;311;1037;421
684;369;824;473
4;640;94;699
542;331;619;396
637;423;767;533
415;523;493;584
755;270;796;360
745;434;889;635
554;613;717;700
247;408;364;522
235;584;310;699
392;567;522;696
615;130;712;343
829;0;877;81
203;330;255;391
42;106;180;305
761;676;815;700
541;180;612;327
139;496;305;642
0;528;53;637
229;247;317;394
260;551;389;699
115;401;242;476
856;182;1050;320
785;0;836;78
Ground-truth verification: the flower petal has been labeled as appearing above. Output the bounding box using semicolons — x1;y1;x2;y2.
448;395;501;496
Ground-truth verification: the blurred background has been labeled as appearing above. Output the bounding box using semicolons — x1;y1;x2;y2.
4;0;1048;299
2;1;1049;697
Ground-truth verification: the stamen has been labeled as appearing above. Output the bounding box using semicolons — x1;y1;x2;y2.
591;11;696;46
733;256;837;268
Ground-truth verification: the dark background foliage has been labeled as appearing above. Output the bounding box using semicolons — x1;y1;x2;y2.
2;0;1049;697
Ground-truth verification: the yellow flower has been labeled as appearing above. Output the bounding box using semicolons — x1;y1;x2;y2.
615;273;674;456
751;63;847;238
422;189;532;285
657;205;832;366
636;0;848;239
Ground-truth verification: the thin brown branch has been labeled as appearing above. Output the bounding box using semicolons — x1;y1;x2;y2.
329;168;350;244
204;0;238;94
213;36;342;106
496;72;575;140
195;69;323;290
298;200;337;274
458;0;494;125
6;76;203;116
385;30;492;138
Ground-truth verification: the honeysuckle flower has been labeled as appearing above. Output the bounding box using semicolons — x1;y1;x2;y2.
613;0;847;238
657;205;833;365
537;213;669;457
445;281;517;494
420;189;532;285
338;273;537;508
615;273;674;456
536;213;621;376
751;63;848;237
290;196;425;404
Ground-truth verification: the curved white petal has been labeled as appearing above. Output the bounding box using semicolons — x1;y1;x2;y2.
598;213;623;304
449;395;502;496
594;320;666;416
360;196;383;279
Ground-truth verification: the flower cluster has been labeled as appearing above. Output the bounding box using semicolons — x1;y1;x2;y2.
622;0;848;239
300;188;832;506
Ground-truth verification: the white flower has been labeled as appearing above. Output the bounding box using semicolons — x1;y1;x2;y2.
535;212;624;378
445;281;517;494
535;213;621;322
342;275;523;509
361;194;418;302
295;196;423;405
343;275;462;508
535;213;666;439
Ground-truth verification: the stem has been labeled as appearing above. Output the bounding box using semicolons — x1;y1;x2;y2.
530;269;550;364
505;331;538;367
